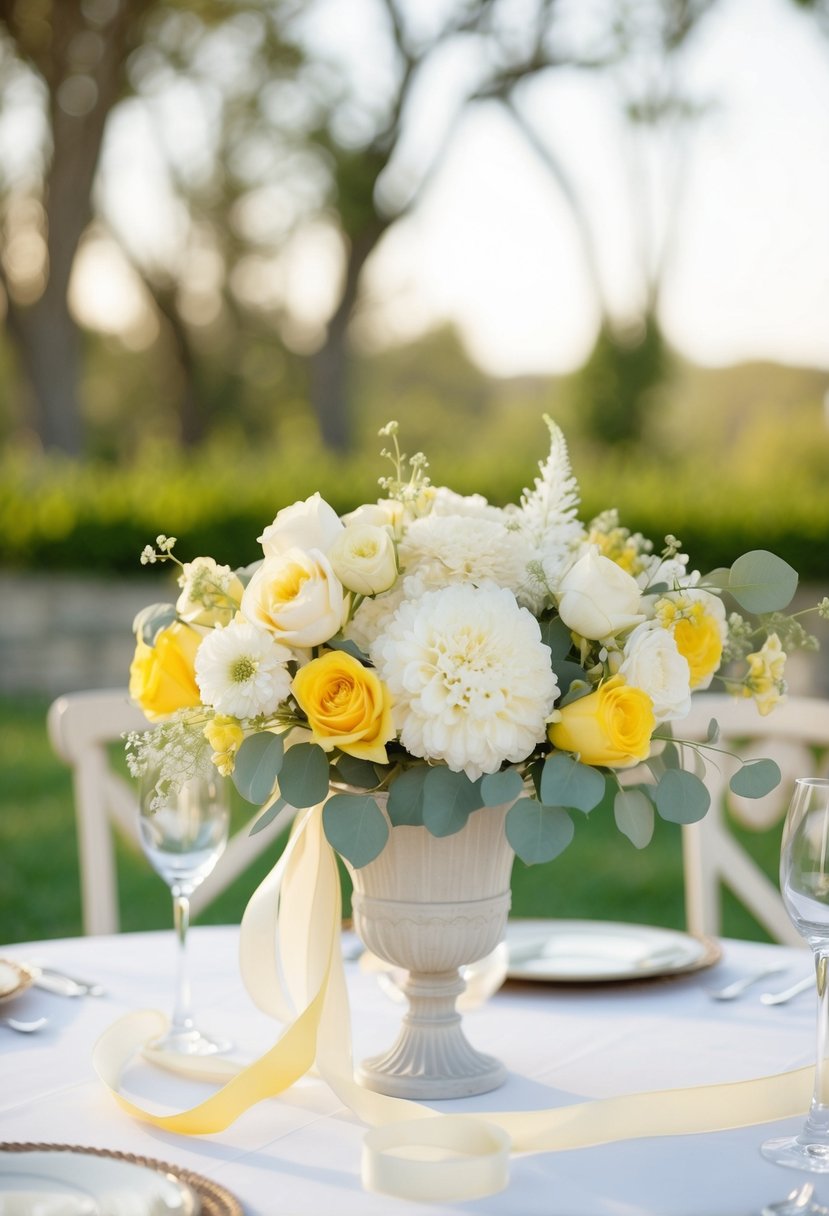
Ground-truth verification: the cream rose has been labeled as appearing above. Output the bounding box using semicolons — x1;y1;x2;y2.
619;622;692;723
556;546;645;641
257;492;344;557
342;499;404;533
241;547;347;647
328;523;397;596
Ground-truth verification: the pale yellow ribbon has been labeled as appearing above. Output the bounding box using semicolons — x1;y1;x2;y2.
93;801;815;1202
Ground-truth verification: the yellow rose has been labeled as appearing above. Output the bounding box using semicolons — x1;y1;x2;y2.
129;621;203;721
204;715;245;775
291;650;395;764
548;676;655;769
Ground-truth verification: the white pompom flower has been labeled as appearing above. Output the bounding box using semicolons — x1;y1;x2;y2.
195;619;293;719
371;583;559;780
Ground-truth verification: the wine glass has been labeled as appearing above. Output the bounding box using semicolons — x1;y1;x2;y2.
762;777;829;1172
138;766;232;1056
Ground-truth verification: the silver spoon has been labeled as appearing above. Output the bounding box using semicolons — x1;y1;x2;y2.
0;1015;48;1033
708;964;787;1001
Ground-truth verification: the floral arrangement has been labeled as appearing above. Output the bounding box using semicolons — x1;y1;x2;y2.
126;419;825;867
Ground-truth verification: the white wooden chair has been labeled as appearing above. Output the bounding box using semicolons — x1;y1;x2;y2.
47;689;294;935
678;694;829;946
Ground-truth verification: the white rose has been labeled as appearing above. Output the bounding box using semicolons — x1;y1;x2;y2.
241;547;347;647
619;622;692;723
342;500;404;532
258;492;344;557
556;546;645;641
328;523;398;596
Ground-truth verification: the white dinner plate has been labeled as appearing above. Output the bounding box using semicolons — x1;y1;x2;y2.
0;960;33;1005
505;919;721;983
0;1151;199;1215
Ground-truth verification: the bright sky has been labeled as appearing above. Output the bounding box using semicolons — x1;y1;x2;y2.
358;0;829;375
62;0;829;378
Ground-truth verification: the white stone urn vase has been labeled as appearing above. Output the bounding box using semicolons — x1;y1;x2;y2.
348;799;514;1100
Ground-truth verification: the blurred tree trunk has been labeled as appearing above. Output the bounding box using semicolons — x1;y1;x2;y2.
310;226;386;453
0;0;150;453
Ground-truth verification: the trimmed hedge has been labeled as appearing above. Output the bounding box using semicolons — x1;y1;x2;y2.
1;442;827;580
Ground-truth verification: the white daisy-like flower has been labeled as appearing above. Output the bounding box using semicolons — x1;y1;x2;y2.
429;487;506;522
195;620;292;719
371;583;559;780
398;514;532;597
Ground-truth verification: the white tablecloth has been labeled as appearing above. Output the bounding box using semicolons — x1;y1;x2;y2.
0;925;822;1215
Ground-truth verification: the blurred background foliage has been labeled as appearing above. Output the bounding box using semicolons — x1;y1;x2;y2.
0;0;826;576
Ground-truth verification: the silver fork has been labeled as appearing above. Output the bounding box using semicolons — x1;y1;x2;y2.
0;1016;48;1033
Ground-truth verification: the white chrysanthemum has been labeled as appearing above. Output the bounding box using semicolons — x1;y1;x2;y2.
399;514;532;597
195;620;292;719
429;487;506;522
371;584;559;780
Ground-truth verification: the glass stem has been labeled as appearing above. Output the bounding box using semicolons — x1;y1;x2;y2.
170;885;194;1035
804;948;829;1144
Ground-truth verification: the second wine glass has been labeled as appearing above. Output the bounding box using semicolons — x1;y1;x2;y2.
762;777;829;1172
139;767;231;1056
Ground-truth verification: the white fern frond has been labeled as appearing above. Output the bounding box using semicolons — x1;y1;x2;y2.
519;415;582;545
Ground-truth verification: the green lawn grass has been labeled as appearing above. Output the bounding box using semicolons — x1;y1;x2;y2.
0;696;781;945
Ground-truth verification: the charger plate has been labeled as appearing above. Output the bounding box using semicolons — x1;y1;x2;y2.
0;1144;242;1216
0;960;33;1005
505;919;721;983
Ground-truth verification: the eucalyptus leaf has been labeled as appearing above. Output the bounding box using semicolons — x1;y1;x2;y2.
552;661;590;701
133;602;177;646
334;753;381;790
480;768;525;808
614;788;655;849
278;742;330;808
540;753;604;813
249;796;288;836
326;634;370;662
387;766;429;826
729;759;782;799
702;567;731;592
505;799;574;865
233;732;285;805
322;794;389;867
654;769;711;824
706;718;720;744
538;616;574;659
728;550;798;613
422;767;483;837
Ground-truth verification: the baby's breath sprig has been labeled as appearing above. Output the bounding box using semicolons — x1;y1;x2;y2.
140;534;179;566
377;420;432;508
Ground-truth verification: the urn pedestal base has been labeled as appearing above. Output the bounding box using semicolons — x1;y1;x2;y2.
348;803;515;1102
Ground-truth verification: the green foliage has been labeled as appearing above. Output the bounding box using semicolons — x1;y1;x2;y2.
539;754;605;813
506;799;575;865
233;732;285;804
654;769;711;824
730;759;782;799
614;788;655;850
570;315;671;447
322;794;389;867
726;551;799;613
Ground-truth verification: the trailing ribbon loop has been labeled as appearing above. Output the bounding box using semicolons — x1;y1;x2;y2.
93;798;814;1201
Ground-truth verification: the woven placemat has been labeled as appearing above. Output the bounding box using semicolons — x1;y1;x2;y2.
0;1141;243;1215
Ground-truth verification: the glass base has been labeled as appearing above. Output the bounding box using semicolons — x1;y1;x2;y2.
147;1025;233;1057
762;1136;829;1174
